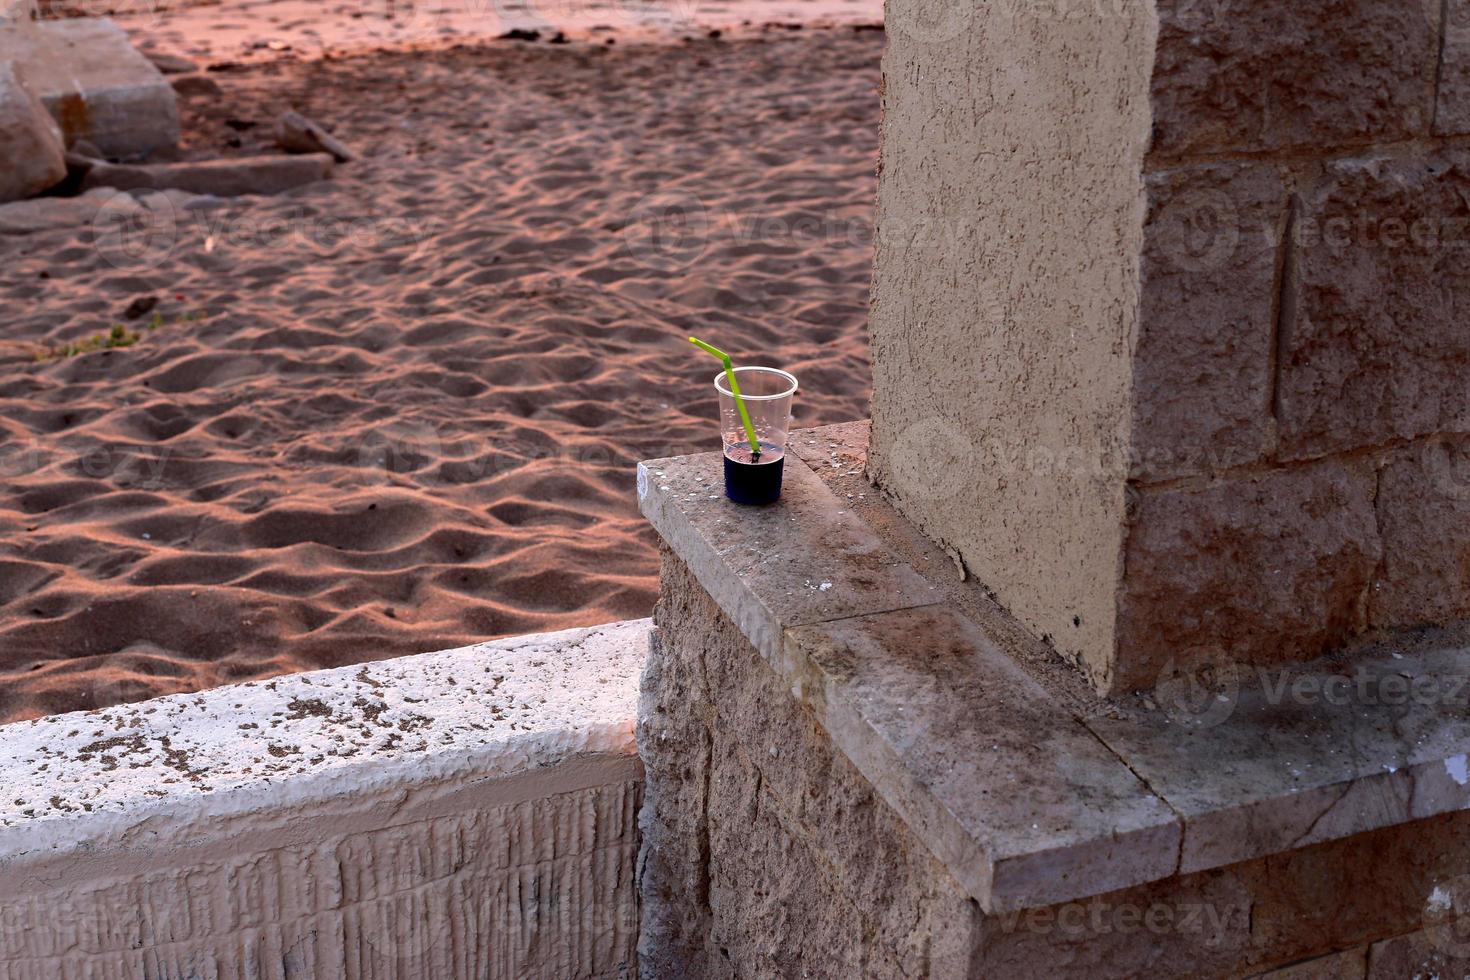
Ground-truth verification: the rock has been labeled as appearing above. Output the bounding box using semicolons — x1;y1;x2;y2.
0;19;180;159
499;28;541;41
145;51;198;74
171;74;223;98
133;187;225;213
69;139;104;159
0;192;136;235
82;154;335;197
273;110;356;163
0;62;66;203
123;296;159;320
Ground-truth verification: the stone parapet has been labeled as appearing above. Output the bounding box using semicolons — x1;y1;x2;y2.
0;620;649;979
638;424;1470;976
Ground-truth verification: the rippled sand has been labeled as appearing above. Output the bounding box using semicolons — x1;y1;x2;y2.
0;27;881;721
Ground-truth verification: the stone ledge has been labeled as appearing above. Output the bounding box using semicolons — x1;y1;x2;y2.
0;619;649;977
639;423;1470;913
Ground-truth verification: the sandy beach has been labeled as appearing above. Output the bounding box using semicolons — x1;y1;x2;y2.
0;17;881;723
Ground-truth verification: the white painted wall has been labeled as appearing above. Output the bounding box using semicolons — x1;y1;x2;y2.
0;619;649;980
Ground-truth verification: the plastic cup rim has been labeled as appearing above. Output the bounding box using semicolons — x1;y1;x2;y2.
713;366;798;401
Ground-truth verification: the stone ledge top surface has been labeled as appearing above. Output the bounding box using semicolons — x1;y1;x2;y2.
640;422;1470;912
0;618;648;868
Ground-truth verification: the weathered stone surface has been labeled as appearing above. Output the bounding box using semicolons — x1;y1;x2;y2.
785;606;1179;911
83;153;335;197
1437;0;1470;134
1368;925;1470;977
0;19;180;158
1114;459;1381;690
1150;0;1437;156
1278;151;1470;459
640;552;974;979
0;619;648;978
0;61;65;203
1252;947;1368;978
1132;162;1287;480
974;809;1470;976
1370;437;1470;627
649;547;1470;977
637;449;937;663
0;189;129;234
1091;641;1470;874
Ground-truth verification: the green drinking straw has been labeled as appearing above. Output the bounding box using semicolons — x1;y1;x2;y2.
688;336;762;458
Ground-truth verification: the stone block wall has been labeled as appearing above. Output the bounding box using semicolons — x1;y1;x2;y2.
639;550;1470;978
871;0;1470;693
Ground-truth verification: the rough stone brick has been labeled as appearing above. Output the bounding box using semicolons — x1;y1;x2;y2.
1367;927;1470;977
1278;150;1470;459
1115;459;1381;690
638;550;975;978
1370;436;1470;627
1252;947;1368;979
1150;0;1438;156
1436;0;1470;134
646;549;1470;977
1133;162;1288;480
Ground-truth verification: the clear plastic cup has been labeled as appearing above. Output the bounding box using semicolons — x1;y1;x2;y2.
715;366;798;505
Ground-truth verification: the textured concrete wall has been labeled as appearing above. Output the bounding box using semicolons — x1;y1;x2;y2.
871;0;1470;692
0;620;648;980
641;550;1470;978
868;0;1156;687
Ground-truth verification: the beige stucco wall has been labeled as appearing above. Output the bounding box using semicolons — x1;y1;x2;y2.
868;0;1157;687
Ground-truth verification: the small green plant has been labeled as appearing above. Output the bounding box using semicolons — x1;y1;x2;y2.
34;310;209;362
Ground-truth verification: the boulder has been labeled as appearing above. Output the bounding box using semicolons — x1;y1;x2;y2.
82;154;335;197
0;190;136;234
171;74;223;98
274;110;356;163
144;51;198;74
0;19;180;159
0;62;66;203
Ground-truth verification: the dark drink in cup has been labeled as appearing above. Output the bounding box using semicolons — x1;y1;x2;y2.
714;366;797;506
723;443;785;505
